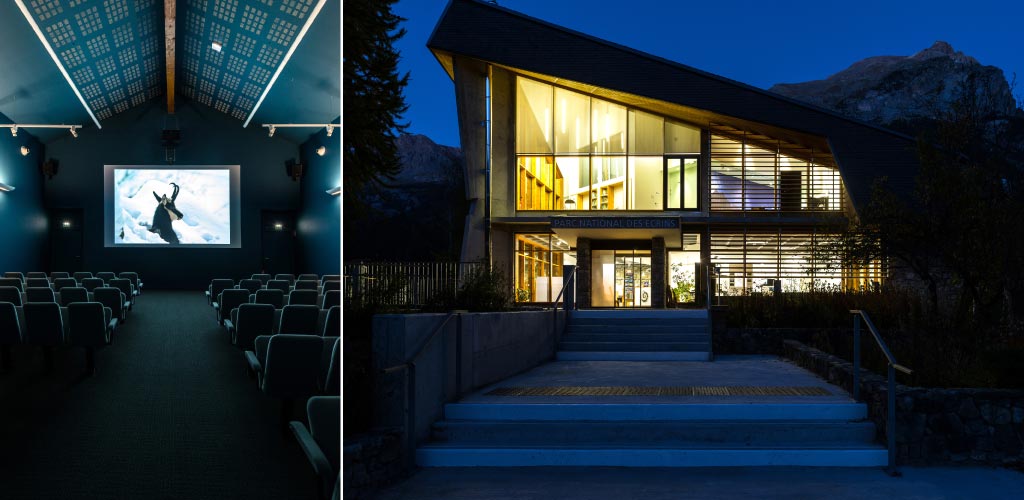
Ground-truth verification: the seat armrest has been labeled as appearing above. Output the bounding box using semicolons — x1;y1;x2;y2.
289;421;335;494
224;319;235;336
254;335;271;367
244;350;262;375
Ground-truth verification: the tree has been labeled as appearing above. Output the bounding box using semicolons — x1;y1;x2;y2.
343;0;410;212
833;78;1024;330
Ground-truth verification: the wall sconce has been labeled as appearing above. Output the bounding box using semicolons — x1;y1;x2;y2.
316;146;326;157
20;146;29;156
0;182;15;192
326;186;340;196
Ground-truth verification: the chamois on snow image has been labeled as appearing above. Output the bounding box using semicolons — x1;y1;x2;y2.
113;168;230;245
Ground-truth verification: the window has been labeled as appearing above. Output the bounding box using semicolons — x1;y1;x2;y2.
514;234;575;302
709;133;843;212
515;77;705;212
709;228;882;295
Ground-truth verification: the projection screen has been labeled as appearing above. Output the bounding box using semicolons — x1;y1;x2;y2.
103;165;241;248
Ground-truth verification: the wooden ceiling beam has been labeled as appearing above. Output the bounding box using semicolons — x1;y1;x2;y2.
164;0;176;113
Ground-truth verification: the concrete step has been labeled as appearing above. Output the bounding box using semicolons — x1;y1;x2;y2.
562;333;710;343
416;445;888;467
431;420;878;446
558;341;710;352
443;402;868;421
556;351;711;361
568;318;708;327
571;309;708;320
566;324;708;334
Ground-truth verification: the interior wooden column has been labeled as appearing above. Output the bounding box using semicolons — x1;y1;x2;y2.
164;0;176;113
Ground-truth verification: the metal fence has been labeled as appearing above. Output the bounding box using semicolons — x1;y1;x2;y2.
344;261;483;308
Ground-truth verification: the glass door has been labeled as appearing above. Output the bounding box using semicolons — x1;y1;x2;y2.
614;250;652;307
665;155;700;210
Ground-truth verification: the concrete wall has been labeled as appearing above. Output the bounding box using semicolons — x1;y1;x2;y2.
373;310;564;444
453;56;488;262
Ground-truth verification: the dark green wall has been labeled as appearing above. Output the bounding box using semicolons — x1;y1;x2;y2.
0;112;47;273
44;101;301;289
297;126;340;276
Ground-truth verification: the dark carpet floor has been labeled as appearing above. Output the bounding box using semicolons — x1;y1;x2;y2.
0;291;314;499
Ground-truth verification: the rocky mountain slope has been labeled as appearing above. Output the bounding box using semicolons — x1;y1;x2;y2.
770;41;1018;127
344;134;466;261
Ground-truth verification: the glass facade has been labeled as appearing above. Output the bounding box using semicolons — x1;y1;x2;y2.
709;135;844;212
515;76;700;212
709;229;882;295
514;233;575;302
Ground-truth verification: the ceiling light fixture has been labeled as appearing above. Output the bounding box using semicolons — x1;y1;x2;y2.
20;146;30;156
316;146;326;156
268;125;276;138
0;182;15;192
326;186;341;196
10;126;17;137
326;124;333;137
211;41;223;52
70;127;78;138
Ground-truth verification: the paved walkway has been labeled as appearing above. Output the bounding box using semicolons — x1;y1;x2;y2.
461;355;853;405
377;466;1024;499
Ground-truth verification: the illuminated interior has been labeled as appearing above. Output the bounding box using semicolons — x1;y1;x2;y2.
514;233;575;302
515;76;700;211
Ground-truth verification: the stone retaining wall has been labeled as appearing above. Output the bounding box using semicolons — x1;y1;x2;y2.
783;340;1024;465
343;428;404;500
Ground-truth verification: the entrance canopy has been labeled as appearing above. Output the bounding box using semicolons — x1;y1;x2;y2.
549;216;681;247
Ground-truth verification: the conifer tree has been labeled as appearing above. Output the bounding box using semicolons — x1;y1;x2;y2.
343;0;409;210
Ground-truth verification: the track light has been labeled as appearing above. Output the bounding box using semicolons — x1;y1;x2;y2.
20;146;29;156
261;123;340;138
268;125;276;138
316;146;326;156
326;124;333;137
1;124;83;137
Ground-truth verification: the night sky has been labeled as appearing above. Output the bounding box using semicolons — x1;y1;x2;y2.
394;0;1023;148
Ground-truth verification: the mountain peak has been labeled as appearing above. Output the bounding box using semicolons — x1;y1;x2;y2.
769;42;1013;127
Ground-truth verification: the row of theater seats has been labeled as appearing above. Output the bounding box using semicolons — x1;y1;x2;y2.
206;274;341;499
0;271;142;375
3;271;143;294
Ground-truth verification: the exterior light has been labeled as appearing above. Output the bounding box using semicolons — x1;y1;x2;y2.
326;186;340;196
20;146;29;156
316;146;326;156
211;41;223;52
0;182;15;192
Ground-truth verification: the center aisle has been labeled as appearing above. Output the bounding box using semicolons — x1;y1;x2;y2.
0;291;312;499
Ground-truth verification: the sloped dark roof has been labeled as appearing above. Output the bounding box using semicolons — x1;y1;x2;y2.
427;0;920;211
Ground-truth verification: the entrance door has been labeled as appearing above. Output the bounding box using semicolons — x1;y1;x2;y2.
592;249;652;307
51;209;83;273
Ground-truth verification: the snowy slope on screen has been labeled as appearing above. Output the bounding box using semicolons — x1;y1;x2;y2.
113;169;230;245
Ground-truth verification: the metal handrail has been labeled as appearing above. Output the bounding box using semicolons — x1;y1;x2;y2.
380;311;460;469
849;309;913;477
552;266;578;337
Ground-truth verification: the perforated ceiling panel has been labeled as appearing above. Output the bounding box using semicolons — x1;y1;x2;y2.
179;0;318;121
24;0;165;122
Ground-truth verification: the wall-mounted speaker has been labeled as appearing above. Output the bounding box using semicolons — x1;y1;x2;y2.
286;160;303;182
42;159;59;180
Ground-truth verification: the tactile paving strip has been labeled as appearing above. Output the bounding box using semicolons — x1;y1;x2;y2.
484;386;832;396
